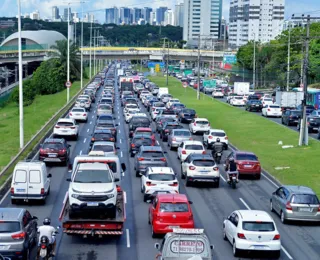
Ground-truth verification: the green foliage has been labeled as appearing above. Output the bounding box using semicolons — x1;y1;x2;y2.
9;79;37;106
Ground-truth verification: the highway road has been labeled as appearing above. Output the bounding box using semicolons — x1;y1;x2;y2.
0;66;320;260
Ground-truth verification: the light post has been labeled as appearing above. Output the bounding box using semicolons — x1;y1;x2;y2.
211;39;215;77
286;22;291;91
252;33;256;90
238;59;245;82
67;4;70;102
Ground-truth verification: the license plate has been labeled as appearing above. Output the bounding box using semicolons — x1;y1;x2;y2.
0;245;9;250
253;245;266;249
62;130;68;132
299;207;313;212
313;128;318;130
199;170;209;173
244;165;252;168
157;192;168;194
200;125;205;128
87;202;99;206
16;188;26;192
48;154;57;157
169;226;179;229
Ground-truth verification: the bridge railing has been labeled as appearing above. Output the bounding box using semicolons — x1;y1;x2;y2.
0;44;49;54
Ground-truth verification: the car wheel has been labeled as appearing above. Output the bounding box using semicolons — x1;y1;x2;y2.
255;174;261;180
233;241;240;257
270;200;274;212
223;228;227;241
23;248;30;260
274;250;281;259
186;178;191;187
215;180;220;188
280;211;287;224
136;170;140;177
151;225;157;238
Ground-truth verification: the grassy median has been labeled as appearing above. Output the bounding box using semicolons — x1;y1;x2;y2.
149;75;320;196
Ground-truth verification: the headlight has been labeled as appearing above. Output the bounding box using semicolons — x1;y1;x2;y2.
71;194;80;199
106;194;115;199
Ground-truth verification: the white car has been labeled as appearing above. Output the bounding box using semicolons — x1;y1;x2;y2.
166;98;180;109
212;89;224;98
261;97;274;106
177;141;206;161
75;97;91;111
141;167;178;202
223;210;281;258
53;118;79;140
90;141;117;155
69;107;88;122
230;96;245;106
203;129;228;149
124;103;140;114
151;107;166;120
124;110;141;123
262;104;282;117
189;118;210;134
140;90;151;100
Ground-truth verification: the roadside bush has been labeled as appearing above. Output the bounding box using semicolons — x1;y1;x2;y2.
9;79;37;106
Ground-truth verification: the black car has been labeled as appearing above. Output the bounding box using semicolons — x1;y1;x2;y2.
156;116;177;133
281;110;302;126
95;117;118;140
245;100;263;112
90;129;115;148
160;122;184;142
247;95;260;101
178;108;197;123
129;134;153;157
170;103;186;114
297;116;320;133
128;116;151;137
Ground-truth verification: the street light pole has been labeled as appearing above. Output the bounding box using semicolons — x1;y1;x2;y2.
66;4;71;103
197;34;201;100
89;20;92;78
253;33;256;91
80;2;84;88
212;39;215;77
166;41;169;86
17;0;24;148
286;24;291;91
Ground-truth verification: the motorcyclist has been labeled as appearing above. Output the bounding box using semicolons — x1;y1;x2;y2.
211;138;224;158
37;217;57;258
226;157;239;183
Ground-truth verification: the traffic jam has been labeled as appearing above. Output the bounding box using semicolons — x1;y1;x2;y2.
2;62;320;260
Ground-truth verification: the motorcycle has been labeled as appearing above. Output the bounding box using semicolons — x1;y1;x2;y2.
227;171;238;189
212;151;222;164
38;227;59;260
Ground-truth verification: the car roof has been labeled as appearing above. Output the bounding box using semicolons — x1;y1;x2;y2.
147;167;174;174
237;210;273;222
44;138;65;143
283;185;316;195
188;154;213;160
92;141;115;146
157;194;188;203
140;146;163;151
183;140;203;145
0;208;24;221
94;129;112;133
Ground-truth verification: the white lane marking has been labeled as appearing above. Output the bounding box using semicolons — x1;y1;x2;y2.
120;139;122;144
83;138;87;143
119;122;121;126
156;140;159;145
262;173;279;188
118;116;120;119
126;229;130;248
90;121;92;124
122;171;125;176
87;129;89;133
92;115;94;119
0;189;10;205
220;175;226;182
79;150;82;155
119;129;121;134
120;151;123;158
239;198;251;210
124;191;127;204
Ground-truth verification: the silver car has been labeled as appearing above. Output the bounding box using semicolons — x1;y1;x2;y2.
270;185;320;223
97;104;113;116
167;129;192;150
0;208;38;259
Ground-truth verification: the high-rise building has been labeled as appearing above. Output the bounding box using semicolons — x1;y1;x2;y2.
164;9;175;26
132;8;142;24
142;7;152;24
52;6;59;20
30;10;40;20
105;7;119;24
63;8;71;22
150;11;156;25
229;0;285;48
120;7;131;24
183;0;223;47
174;2;184;27
156;7;168;25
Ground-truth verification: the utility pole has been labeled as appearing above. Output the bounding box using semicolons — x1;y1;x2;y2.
89;21;92;78
300;44;304;86
212;39;215;77
67;4;70;103
253;33;256;91
286;24;291;91
197;34;201;100
166;41;169;86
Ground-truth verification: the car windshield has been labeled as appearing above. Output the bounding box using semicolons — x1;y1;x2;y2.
72;108;85;112
99;105;111;110
0;222;21;233
57;121;74;127
43;143;63;150
136;131;152;136
185;145;203;150
211;132;225;137
242;222;275;232
93;133;113;140
236;154;258;161
183;109;196;114
174;130;191;137
132;118;149;124
133;137;152;146
160;203;189;212
141;151;164;158
74;169;112;183
193;160;215;167
92;144;114;152
291;194;319;204
148;174;175;181
98;115;113;120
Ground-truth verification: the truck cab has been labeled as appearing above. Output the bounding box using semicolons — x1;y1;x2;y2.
154;229;214;260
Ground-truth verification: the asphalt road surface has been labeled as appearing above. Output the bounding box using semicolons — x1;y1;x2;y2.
1;68;320;260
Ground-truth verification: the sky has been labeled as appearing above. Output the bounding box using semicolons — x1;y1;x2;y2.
0;0;319;23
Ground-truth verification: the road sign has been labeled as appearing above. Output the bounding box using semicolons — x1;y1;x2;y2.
183;82;188;88
65;81;72;88
155;64;160;72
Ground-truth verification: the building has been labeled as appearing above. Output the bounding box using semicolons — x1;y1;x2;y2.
30;10;40;20
164;9;175;26
105;7;119;24
283;18;320;30
132;8;142;24
220;18;227;40
229;0;285;48
142;7;152;24
174;2;184;27
138;18;146;25
156;7;168;25
120;7;131;24
150;11;156;25
52;6;59;20
63;8;72;22
183;0;223;48
0;20;15;29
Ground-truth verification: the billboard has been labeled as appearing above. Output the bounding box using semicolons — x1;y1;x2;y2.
148;62;165;68
223;54;237;64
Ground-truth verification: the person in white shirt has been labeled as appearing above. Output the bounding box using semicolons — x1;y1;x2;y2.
37;217;57;258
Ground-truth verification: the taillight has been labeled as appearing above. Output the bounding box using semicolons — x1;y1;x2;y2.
146;181;156;186
40;188;45;195
189;137;193;140
110;138;115;141
59;149;66;155
182;150;186;154
169;182;178;187
213;167;219;171
189;214;193;220
131;144;135;148
161;158;166;162
138;157;144;161
273;234;280;240
225;136;228;140
10;187;14;194
70;127;76;129
189;166;196;170
91;138;95;141
83;113;87;116
208;123;210;127
208;136;213;139
55;126;60;129
317;205;320;212
11;232;26;240
165;129;169;133
267;109;271;111
69;112;72;116
152;108;155;111
39;148;45;154
41;244;47;249
172;138;176;141
193;122;197;126
116;185;122;192
237;233;246;239
202;151;206;154
286;202;292;210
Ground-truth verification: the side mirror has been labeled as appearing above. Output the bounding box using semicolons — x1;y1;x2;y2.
114;177;120;182
154;243;160;250
188;200;193;205
121;163;126;172
210;244;214;251
47;174;52;178
66;178;71;182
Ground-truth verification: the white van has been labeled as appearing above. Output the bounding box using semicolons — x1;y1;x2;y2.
11;161;52;204
157;87;169;98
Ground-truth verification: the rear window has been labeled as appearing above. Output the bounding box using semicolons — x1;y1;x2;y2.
148;174;175;181
185;145;203;150
264;98;272;101
162;111;175;115
242;222;275;232
173;104;185;107
97;123;114;128
210;132;225;137
290;194;319;204
93;133;113;139
72;108;85;112
166;125;181;130
92;144;114;152
160;203;189;213
196;121;208;124
270;105;280;109
174;131;191;137
141;151;164;158
14;170;27;183
236;154;258;161
101;99;112;103
291;111;301;115
154;103;165;107
234;97;243;100
29;170;41;184
0;222;21;233
132;118;150;124
136;131;152;136
43;143;63;150
133;137;152;146
57;121;74;127
183;109;196;114
99;105;111;110
193;160;215;167
98;115;113;120
310;118;320;123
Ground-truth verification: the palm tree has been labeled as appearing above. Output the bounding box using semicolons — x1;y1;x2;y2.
50;40;81;81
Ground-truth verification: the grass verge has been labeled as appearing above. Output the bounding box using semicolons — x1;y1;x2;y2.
149;75;320;196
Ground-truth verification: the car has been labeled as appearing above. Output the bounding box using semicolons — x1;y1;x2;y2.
150;101;165;112
160;94;173;103
97;104;113;116
76;96;91;111
296;104;314;115
261;97;274;106
159;122;184;142
223;210;281;258
124;110;141;123
133;83;144;93
254;92;264;99
297;115;320;133
181;153;220;187
169;103;186;114
166;98;180;109
157;109;178;121
133;127;156;145
148;194;194;237
95;116;117;139
281;110;302;126
225;151;261;179
90;129;115;148
69;107;88;122
262;104;282;117
226;93;238;103
122;97;138;108
270;185;320;223
53;118;79;140
245;100;263;112
128;114;150;137
177;140;206;161
203;129;228;149
39;138;70;165
212;89;224;98
155;116;177;133
123;103;140;114
230;96;245;106
141;167;178;202
130;135;154;157
134;146;167;177
150;107;165;120
178;108;197;123
140;90;151;100
146;97;160;111
310;109;320;117
90;141;118;155
189;118;210;134
247;94;260;101
168;129;192;150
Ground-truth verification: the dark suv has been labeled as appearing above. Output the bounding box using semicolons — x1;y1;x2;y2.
130;135;154;157
39;138;70;165
178;108;197;123
245;100;263;112
297;116;320;133
160;122;184;142
281;110;302;126
90;129;115;148
128;116;151;137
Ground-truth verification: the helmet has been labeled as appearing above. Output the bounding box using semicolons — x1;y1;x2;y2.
229;157;235;162
43;218;51;226
216;138;220;142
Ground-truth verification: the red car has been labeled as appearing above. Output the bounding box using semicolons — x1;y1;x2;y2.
133;127;156;145
39;138;70;165
148;194;194;237
254;92;264;99
225;151;261;179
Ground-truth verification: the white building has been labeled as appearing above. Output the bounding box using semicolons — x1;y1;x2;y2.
174;2;184;27
138;18;146;25
150;11;156;25
229;0;285;48
183;0;223;48
30;10;40;20
164;9;175;26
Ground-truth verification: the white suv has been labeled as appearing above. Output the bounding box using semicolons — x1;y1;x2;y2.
53;118;79;140
203;129;228;150
189;118;210;134
69;107;88;122
151;107;166;120
177;141;206;161
141;167;178;202
230;96;245;106
223;210;281;258
68;163;119;218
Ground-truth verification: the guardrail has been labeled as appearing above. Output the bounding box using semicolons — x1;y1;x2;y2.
0;74;97;200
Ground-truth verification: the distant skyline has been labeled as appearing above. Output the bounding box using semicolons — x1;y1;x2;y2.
0;0;319;23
